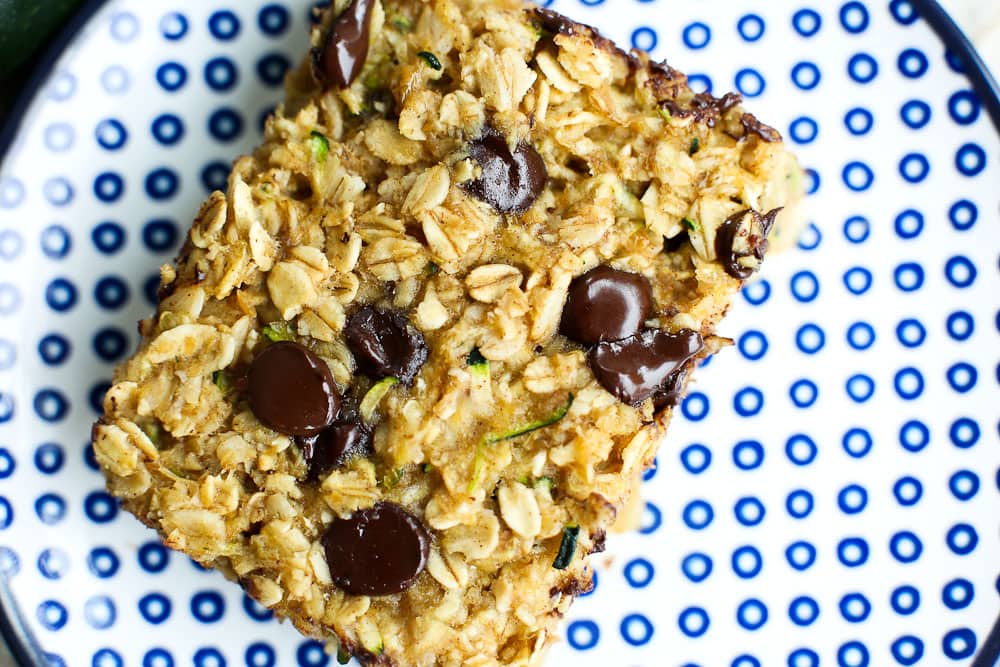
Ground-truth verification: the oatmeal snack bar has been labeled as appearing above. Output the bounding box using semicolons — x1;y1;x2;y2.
92;1;802;665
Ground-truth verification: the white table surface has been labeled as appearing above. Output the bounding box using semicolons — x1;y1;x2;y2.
0;2;995;666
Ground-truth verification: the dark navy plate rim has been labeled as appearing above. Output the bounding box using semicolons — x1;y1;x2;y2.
0;1;998;666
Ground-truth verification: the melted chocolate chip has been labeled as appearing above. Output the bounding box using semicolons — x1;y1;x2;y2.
322;502;430;596
300;420;373;480
652;362;692;410
464;128;547;215
248;341;340;436
714;208;781;280
311;0;375;89
588;328;703;406
741;113;782;142
560;267;652;345
345;306;428;385
663;232;688;253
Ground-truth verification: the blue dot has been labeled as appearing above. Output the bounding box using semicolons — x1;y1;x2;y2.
686;73;712;94
889;530;923;563
900;99;932;129
138;542;170;573
948;90;981;125
795;323;826;354
890;0;918;24
891;585;921;615
204;57;239;93
43;177;74;206
642;457;658;482
94;276;130;310
845;374;875;403
100;65;130;95
43;122;75;152
737;330;768;360
841;428;872;458
893;262;924;292
942;628;977;660
735;69;765;97
843;215;871;243
151;114;184;146
737;15;765;42
159;12;188;40
682;500;714;530
34;389;69;422
682;22;711;49
733;386;764;417
84;491;118;523
792;9;822;37
949;470;979;501
734;497;765;526
732;656;761;667
946;362;977;393
144;274;161;306
93;172;125;203
944;255;977;288
732;439;764;471
138;593;172;624
678;607;709;637
92;221;126;254
95;119;128;150
891;636;924;665
87;547;120;578
0;497;12;528
898;48;929;78
84;595;116;630
92;379;112;410
894;209;924;239
142;219;179;253
0;450;13;480
640;501;662;534
37;548;69;579
898;153;930;183
37;600;68;631
786;489;814;519
796;222;822;251
208;10;241;40
945;311;974;341
803;167;821;194
201;161;230;193
245;643;275;667
682;553;713;583
899;420;930;452
623;558;654;588
894;367;924;400
839;2;869;32
844;108;874;135
566;620;600;650
955;143;987;176
0;230;22;261
837;484;868;514
946;523;978;555
893;476;923;506
848;53;880;84
736;599;768;630
143;648;175;667
38;225;71;261
208;108;244;142
845;321;875;350
296;640;329;667
156;62;187;92
837;537;869;567
786;434;818;465
788;597;819;627
191;591;226;623
839;593;871;623
790;62;821;90
942;578;974;610
242;594;274;622
258;5;290;36
786;541;816;571
681;392;709;421
731;546;762;578
145;168;180;200
742;279;771;305
842;161;874;191
680;444;711;474
35;493;67;525
620;613;654;646
0;547;19;577
631;27;657;52
895;319;926;348
843;266;873;295
789;379;818;408
257;53;291;86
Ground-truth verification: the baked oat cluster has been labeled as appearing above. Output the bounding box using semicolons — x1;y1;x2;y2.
92;1;803;665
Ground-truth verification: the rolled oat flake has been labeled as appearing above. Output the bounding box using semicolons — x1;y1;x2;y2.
312;0;375;88
323;502;430;596
560;266;653;344
248;341;340;436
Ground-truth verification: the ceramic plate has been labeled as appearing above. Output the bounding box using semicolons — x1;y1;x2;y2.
1;1;998;665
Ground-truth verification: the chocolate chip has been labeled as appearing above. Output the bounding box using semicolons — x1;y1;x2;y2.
345;306;428;385
300;420;373;480
663;232;688;253
588;328;703;406
740;113;782;143
322;502;430;596
652;362;692;410
311;0;375;88
714;208;781;280
248;341;340;436
465;128;547;214
560;266;652;345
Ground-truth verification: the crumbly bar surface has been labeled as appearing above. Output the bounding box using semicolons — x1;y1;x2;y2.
92;1;801;665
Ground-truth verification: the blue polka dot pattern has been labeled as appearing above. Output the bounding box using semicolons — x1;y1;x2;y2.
0;3;996;665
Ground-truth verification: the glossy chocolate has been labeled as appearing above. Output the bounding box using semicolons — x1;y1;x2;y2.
560;266;652;344
465;128;547;214
714;208;780;280
322;502;430;596
588;328;703;406
312;0;375;88
300;420;373;480
345;306;428;385
248;341;340;436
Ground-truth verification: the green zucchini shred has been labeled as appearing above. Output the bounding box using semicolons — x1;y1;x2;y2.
360;376;399;423
211;370;232;393
261;321;295;342
417;51;443;70
390;14;412;31
682;217;700;232
486;394;574;444
553;524;580;570
309;130;329;164
689;137;700;155
336;646;351;665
